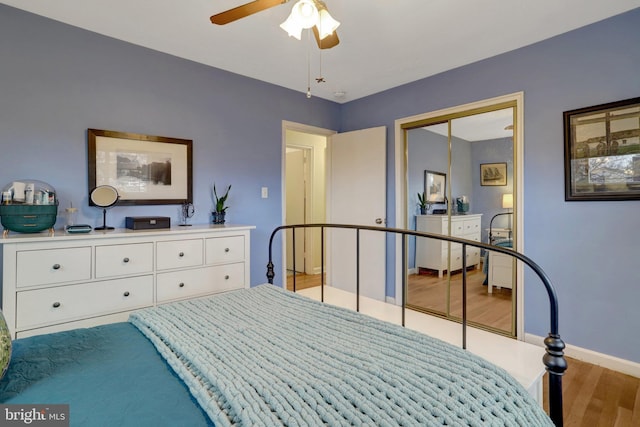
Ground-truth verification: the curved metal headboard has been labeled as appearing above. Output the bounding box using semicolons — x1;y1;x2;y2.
267;223;566;426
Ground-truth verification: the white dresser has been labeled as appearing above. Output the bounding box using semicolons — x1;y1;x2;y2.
0;224;254;338
415;214;482;277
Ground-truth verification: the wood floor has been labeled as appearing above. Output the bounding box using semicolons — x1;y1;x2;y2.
289;266;513;333
406;267;513;333
286;272;640;426
544;357;640;427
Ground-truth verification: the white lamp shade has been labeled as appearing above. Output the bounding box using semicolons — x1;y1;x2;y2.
502;193;513;209
316;8;340;39
280;0;320;39
292;0;319;29
280;13;304;39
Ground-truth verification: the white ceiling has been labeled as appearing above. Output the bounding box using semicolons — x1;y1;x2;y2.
426;108;514;142
2;0;639;103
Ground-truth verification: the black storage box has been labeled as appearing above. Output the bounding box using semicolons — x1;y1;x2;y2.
125;216;170;230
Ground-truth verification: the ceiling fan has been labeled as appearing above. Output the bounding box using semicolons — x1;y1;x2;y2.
211;0;340;50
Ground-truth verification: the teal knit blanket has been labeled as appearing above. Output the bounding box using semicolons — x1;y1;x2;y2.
130;285;552;426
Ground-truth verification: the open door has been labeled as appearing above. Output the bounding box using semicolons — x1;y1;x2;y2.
327;126;387;301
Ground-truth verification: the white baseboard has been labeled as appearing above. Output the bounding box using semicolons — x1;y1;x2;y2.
524;333;640;379
408;267;417;275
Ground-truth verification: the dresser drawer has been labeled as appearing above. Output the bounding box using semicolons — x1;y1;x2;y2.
16;275;153;330
157;263;244;303
156;239;203;271
450;247;463;271
450;239;481;263
451;220;465;236
16;247;92;288
206;236;245;264
463;218;481;234
95;243;153;278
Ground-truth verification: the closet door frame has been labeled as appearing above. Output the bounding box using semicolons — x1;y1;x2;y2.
393;92;524;339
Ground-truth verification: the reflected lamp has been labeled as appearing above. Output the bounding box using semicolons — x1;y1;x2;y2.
502;193;513;209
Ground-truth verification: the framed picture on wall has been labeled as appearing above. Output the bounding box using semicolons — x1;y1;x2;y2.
563;96;640;201
424;170;446;203
88;128;193;205
480;163;507;186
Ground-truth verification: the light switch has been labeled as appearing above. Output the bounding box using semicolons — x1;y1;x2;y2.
261;187;268;198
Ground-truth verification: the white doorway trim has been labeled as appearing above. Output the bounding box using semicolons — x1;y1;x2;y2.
281;120;336;288
393;92;525;339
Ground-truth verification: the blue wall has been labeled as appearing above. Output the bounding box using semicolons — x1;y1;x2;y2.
340;9;640;362
0;5;341;287
2;4;639;362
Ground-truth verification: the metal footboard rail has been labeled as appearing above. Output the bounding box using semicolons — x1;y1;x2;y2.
266;223;566;427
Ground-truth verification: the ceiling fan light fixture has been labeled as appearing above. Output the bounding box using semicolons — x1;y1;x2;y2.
314;2;340;39
279;13;304;39
293;0;319;29
280;0;319;39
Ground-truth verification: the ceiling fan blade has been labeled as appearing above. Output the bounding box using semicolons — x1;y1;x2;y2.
211;0;287;25
313;26;340;49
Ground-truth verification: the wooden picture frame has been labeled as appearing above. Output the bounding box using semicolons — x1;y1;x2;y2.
480;163;507;186
424;170;447;203
563;97;640;201
88;128;193;206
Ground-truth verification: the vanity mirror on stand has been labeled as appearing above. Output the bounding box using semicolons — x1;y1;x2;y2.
90;185;119;231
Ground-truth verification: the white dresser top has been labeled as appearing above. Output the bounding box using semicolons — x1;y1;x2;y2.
416;213;482;218
0;224;255;245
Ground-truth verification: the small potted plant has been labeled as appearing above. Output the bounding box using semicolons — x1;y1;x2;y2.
417;192;428;215
212;183;231;224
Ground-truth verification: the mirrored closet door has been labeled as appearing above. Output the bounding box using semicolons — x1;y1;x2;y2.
405;103;517;337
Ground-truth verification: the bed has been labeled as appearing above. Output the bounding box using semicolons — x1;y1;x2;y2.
0;224;566;426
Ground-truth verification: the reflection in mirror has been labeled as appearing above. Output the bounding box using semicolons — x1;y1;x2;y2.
406;106;516;336
449;109;514;335
407;122;450;316
90;185;119;230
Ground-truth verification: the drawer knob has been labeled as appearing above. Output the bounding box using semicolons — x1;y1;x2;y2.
123;257;130;263
179;282;185;288
52;264;61;270
52;302;61;308
224;248;230;253
123;291;130;297
179;252;185;257
224;275;230;280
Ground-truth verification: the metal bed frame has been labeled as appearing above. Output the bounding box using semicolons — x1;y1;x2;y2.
267;223;567;427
